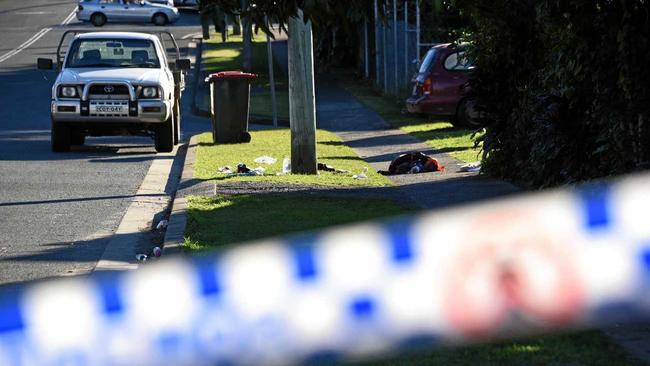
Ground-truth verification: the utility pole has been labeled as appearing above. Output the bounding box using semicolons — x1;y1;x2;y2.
287;9;317;174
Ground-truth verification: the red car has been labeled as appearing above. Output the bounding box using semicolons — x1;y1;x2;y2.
406;43;479;128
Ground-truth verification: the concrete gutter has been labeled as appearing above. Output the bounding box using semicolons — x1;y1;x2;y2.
161;135;198;255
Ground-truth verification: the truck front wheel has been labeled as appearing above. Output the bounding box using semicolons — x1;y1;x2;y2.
155;115;174;153
51;121;71;152
173;96;181;145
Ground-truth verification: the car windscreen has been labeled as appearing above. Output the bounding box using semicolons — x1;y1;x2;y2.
66;38;161;68
418;49;437;73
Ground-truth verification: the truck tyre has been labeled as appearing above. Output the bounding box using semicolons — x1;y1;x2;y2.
152;13;168;26
90;13;106;27
173;95;181;145
51;121;71;152
155;115;174;153
71;131;85;146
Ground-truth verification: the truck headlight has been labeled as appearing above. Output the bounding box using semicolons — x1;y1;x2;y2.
142;87;158;98
60;86;78;98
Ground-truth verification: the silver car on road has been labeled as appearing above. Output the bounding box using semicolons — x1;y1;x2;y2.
77;0;180;27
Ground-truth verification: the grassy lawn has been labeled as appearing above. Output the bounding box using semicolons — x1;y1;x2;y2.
183;191;638;366
353;331;639;366
338;77;482;163
193;129;391;187
184;194;409;251
203;32;290;120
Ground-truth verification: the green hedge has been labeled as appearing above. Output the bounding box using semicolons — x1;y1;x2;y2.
462;0;650;187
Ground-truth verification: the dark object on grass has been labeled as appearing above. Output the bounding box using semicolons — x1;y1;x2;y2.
318;163;336;172
379;152;445;175
237;163;251;173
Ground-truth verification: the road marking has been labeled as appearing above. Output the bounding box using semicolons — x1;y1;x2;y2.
61;9;77;25
0;9;75;64
15;11;55;15
0;28;51;63
181;32;203;40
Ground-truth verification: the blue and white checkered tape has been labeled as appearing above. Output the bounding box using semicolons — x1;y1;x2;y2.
2;173;650;365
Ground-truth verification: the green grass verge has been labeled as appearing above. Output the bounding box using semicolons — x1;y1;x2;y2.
193;129;391;187
183;192;637;366
353;331;639;366
184;194;409;251
338;77;482;163
203;32;289;120
250;90;290;120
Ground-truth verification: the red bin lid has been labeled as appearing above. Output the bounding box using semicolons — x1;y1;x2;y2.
207;71;258;81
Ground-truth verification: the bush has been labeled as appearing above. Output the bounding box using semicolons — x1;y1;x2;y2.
461;0;650;187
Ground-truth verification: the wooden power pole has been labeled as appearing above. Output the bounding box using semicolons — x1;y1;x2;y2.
287;10;317;174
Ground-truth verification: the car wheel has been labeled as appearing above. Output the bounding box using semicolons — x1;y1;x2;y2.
51;121;71;152
173;96;181;145
456;98;482;129
152;13;168;26
71;131;85;146
90;13;106;27
155;115;174;153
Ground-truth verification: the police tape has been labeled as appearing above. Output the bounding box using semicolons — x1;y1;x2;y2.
1;173;650;365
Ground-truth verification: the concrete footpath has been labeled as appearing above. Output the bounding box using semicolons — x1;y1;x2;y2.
315;77;518;209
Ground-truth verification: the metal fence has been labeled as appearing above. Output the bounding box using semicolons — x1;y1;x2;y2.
362;0;437;98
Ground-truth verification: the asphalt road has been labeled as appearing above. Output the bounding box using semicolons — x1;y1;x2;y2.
0;0;205;286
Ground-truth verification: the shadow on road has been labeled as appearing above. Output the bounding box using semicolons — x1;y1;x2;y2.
0;192;166;208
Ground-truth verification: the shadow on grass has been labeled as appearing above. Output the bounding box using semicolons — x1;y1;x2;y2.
184;191;412;251
184;174;522;251
318;141;345;146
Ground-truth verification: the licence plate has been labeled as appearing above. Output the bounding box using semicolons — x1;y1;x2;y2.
94;105;124;113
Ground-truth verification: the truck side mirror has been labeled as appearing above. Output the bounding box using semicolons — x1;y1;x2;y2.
37;58;53;70
176;59;191;71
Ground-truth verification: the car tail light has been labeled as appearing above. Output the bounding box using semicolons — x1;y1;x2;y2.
422;76;433;95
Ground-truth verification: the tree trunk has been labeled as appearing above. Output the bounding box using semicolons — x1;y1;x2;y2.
241;0;253;72
288;10;318;174
232;15;242;36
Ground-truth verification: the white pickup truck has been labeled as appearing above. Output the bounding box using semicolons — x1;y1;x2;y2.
37;30;190;152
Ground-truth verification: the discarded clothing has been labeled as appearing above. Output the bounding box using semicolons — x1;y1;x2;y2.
379;152;445;175
218;166;233;174
459;162;481;173
318;163;336;172
317;162;350;174
229;164;265;177
237;163;251;173
353;167;369;180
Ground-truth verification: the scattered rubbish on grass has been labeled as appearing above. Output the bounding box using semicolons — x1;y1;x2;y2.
152;247;162;257
353;167;369;180
237;163;250;173
318;163;336;172
229;164;265;177
218;166;233;174
459;162;481;173
156;220;168;230
282;157;291;174
254;156;277;164
379;152;445;175
136;254;148;262
317;162;350;174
